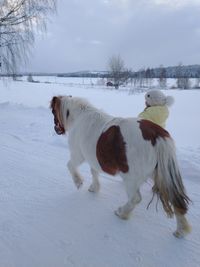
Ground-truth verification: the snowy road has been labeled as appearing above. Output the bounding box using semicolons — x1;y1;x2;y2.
0;81;200;267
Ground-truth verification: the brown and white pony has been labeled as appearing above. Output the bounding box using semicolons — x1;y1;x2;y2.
50;95;191;238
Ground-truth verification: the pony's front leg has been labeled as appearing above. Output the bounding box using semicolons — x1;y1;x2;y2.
88;168;100;193
67;155;84;189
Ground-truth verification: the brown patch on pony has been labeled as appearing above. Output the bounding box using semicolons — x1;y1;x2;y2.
50;96;65;135
96;126;129;175
138;119;170;146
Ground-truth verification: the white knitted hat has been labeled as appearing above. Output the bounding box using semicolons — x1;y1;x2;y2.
145;90;174;107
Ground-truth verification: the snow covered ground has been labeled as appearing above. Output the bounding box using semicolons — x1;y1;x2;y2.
0;79;200;267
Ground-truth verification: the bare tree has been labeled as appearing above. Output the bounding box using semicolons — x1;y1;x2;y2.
158;65;167;88
137;68;145;88
177;77;190;89
175;63;190;89
145;67;154;88
108;54;130;89
0;0;56;74
194;77;200;89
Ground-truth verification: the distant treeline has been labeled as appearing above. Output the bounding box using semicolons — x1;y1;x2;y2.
58;64;200;79
133;65;200;79
1;64;200;78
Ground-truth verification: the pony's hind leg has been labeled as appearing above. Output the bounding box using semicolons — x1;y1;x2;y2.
88;168;100;193
115;189;141;220
173;208;191;238
115;174;142;220
67;155;84;189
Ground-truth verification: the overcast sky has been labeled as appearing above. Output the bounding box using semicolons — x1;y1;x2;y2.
25;0;200;72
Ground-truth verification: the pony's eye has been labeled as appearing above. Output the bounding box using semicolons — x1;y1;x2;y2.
147;94;150;97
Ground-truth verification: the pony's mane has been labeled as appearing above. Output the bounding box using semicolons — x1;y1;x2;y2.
75;97;94;111
63;96;109;118
63;96;94;111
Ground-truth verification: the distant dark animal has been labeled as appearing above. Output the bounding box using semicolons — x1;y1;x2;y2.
106;81;114;87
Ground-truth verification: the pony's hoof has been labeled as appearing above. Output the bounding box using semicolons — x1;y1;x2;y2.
173;222;192;238
75;180;83;189
173;230;185;238
88;183;100;193
173;227;191;238
114;208;129;220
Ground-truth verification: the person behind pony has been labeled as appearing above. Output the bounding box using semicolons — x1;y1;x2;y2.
138;90;174;128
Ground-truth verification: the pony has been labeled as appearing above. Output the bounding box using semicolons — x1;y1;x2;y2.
50;95;191;238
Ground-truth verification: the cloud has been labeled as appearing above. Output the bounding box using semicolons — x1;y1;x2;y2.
151;0;200;8
25;0;200;72
75;38;104;46
104;0;200;9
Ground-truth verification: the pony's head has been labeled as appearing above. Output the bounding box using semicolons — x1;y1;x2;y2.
50;95;92;135
50;96;66;135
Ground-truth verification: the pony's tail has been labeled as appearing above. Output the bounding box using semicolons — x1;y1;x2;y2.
152;138;190;217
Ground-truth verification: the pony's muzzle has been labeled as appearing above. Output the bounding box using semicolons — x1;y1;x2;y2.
54;124;65;135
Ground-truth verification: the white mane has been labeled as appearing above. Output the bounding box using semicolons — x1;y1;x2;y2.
61;96;113;131
64;96;92;109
